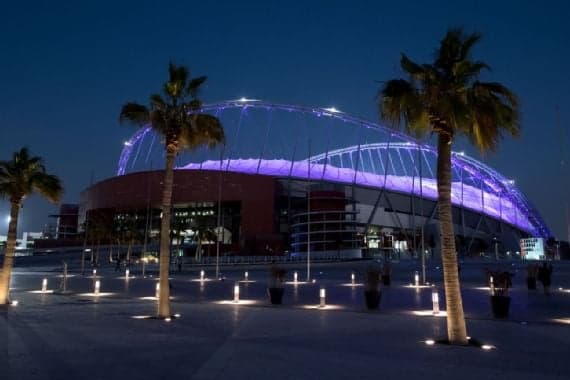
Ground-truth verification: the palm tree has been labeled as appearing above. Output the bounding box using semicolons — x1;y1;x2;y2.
0;147;63;304
378;28;519;344
120;63;225;318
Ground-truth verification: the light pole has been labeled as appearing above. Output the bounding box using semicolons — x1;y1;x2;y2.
215;147;224;280
306;140;311;282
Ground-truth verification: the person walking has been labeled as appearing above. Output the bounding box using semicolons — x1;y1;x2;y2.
537;261;553;295
115;258;121;272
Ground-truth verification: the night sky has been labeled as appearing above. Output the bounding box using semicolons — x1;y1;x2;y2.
1;1;569;240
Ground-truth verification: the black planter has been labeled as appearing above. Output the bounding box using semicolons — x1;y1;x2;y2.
381;275;391;286
364;290;381;310
490;295;511;318
268;287;284;305
526;277;537;290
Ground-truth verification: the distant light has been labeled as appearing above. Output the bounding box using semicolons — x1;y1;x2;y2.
481;344;495;350
323;107;341;113
4;215;9;224
508;179;515;185
236;97;260;102
458;151;465;156
165;317;172;322
425;339;435;346
123;141;133;146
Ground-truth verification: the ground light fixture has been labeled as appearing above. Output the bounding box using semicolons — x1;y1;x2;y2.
319;287;326;308
233;283;240;303
351;272;355;286
93;269;97;277
244;271;248;281
131;313;181;321
42;278;48;293
294;271;298;284
125;269;130;279
424;337;496;350
200;270;205;282
94;280;100;296
155;283;160;299
432;287;440;315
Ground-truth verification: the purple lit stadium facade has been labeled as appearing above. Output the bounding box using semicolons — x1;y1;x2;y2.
80;100;551;258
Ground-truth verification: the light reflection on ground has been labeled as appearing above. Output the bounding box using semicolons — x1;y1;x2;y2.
410;310;447;317
300;304;345;310
215;300;259;305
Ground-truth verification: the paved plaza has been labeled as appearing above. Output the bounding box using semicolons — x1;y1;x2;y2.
1;254;570;379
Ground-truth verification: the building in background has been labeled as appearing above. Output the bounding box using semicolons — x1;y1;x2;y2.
48;204;79;239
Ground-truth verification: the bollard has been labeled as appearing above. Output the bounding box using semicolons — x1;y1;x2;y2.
414;270;420;286
432;287;440;315
244;271;248;281
94;280;100;296
200;270;205;282
42;278;48;293
155;283;160;299
294;271;298;284
319;287;326;308
93;268;97;277
233;283;240;303
125;269;130;279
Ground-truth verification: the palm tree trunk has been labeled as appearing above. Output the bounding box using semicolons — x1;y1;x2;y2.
0;202;20;304
437;133;468;344
157;146;175;318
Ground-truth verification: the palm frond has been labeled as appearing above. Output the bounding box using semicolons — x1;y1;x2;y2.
149;94;167;111
379;79;425;132
168;62;189;86
400;54;425;79
186;76;207;98
30;172;63;203
179;114;225;149
164;63;189;99
459;32;482;60
119;103;150;125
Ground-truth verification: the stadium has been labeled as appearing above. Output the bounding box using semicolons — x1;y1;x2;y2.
79;99;551;259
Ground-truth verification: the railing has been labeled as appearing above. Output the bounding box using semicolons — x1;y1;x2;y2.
178;253;366;266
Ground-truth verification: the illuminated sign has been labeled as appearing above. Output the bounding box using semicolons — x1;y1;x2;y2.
520;238;544;260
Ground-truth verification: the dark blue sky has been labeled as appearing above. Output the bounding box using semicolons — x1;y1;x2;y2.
1;1;569;239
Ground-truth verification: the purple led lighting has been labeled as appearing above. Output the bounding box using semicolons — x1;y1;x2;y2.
180;158;536;234
117;100;551;238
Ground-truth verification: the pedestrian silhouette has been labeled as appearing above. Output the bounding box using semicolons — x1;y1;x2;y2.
537;262;553;295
